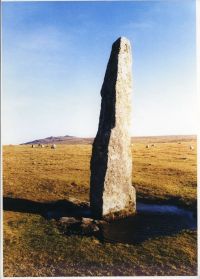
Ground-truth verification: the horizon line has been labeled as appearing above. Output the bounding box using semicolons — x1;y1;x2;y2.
2;134;197;146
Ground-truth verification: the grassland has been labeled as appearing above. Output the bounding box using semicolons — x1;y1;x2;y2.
3;136;197;276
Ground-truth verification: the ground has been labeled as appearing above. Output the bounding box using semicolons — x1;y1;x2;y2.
3;136;197;276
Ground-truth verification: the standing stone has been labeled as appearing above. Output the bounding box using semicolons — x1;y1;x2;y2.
90;37;136;220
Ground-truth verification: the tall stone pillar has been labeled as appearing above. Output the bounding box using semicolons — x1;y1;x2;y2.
90;37;136;220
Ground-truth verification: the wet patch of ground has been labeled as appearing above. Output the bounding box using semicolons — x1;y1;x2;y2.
102;202;197;244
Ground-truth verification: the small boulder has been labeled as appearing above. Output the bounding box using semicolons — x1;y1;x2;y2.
80;222;100;234
59;216;81;224
82;218;94;225
58;216;101;236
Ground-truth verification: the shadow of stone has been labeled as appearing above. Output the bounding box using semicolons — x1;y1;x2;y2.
3;197;197;245
102;209;197;244
3;197;91;219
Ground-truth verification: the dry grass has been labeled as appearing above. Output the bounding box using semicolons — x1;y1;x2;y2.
132;140;197;207
3;139;197;206
3;136;197;276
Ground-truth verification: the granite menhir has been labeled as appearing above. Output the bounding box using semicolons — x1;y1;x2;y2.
90;37;136;220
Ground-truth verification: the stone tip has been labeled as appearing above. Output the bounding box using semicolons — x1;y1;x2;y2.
112;37;131;52
113;36;130;45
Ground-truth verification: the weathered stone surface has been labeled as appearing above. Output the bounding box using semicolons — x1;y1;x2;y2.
90;37;136;220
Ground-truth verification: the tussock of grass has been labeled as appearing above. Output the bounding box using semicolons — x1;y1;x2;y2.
3;137;197;276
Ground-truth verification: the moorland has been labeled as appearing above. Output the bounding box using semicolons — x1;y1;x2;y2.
3;135;197;276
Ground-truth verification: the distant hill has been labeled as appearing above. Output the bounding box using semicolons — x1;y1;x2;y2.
22;135;93;145
22;134;196;145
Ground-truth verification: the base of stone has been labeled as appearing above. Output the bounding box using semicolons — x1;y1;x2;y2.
91;206;136;221
101;206;136;221
91;197;136;221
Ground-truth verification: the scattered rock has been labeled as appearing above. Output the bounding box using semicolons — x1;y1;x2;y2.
59;217;81;224
57;216;101;236
80;222;100;234
82;218;94;225
94;220;108;226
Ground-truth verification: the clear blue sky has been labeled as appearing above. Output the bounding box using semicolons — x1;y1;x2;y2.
2;0;197;144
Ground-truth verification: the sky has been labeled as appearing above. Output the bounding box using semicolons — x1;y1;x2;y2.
2;0;197;144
